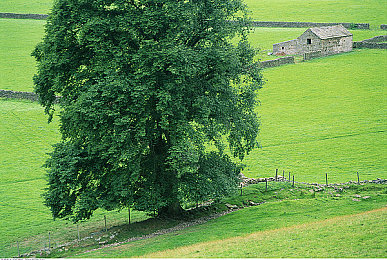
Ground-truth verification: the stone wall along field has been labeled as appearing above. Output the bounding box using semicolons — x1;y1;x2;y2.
259;56;295;69
0;12;48;20
353;35;387;49
0;90;39;101
250;21;369;30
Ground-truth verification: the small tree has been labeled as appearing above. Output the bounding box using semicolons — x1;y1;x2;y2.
33;0;263;221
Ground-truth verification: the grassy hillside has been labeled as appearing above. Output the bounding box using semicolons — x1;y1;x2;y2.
0;19;45;92
0;0;53;14
0;0;386;258
0;99;148;257
1;0;386;29
145;207;387;258
243;49;387;183
244;0;387;28
73;183;387;258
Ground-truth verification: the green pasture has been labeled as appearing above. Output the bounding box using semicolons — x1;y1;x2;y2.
0;0;386;257
244;0;387;29
243;49;387;183
74;183;387;258
1;0;386;29
0;19;45;92
146;207;387;258
0;0;53;14
0;99;148;257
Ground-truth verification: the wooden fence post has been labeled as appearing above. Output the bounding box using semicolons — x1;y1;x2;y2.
104;215;107;232
240;183;243;196
275;169;278;181
77;224;80;242
48;232;51;250
292;175;295;188
326;173;328;186
357;172;360;184
128;207;131;224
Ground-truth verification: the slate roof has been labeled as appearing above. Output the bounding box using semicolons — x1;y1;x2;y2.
309;24;352;39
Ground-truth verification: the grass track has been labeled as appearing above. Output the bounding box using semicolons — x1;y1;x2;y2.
144;207;387;258
76;186;387;258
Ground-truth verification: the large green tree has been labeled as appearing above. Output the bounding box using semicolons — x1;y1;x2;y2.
33;0;262;222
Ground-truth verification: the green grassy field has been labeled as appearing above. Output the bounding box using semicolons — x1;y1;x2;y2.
0;99;149;257
1;0;386;29
145;207;387;258
0;0;386;258
0;0;53;14
71;183;387;258
244;0;387;29
243;49;387;183
0;19;45;92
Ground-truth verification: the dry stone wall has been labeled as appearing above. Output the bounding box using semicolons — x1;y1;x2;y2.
303;51;325;60
353;35;387;49
0;12;48;20
258;56;295;69
0;12;374;30
0;89;39;101
250;21;369;29
0;89;61;103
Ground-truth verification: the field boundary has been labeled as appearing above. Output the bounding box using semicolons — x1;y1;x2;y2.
353;35;387;49
0;89;39;101
0;12;48;20
0;12;373;30
250;21;370;29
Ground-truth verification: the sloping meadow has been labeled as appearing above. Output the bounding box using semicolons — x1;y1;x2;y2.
243;49;386;183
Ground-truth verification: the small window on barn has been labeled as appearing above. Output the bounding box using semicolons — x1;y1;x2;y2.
307;39;312;44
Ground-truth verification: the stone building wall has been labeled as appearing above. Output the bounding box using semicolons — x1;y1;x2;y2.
273;39;298;55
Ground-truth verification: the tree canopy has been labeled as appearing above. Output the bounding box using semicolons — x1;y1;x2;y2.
33;0;263;222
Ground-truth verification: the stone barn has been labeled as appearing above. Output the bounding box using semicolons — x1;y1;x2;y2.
273;24;353;56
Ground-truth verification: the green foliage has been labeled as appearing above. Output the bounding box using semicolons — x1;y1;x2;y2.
33;0;262;221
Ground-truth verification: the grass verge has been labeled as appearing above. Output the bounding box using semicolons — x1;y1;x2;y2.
62;182;387;258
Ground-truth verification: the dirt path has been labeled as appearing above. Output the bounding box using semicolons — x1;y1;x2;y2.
78;207;244;256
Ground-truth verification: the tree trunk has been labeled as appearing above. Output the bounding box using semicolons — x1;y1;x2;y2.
158;200;185;218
